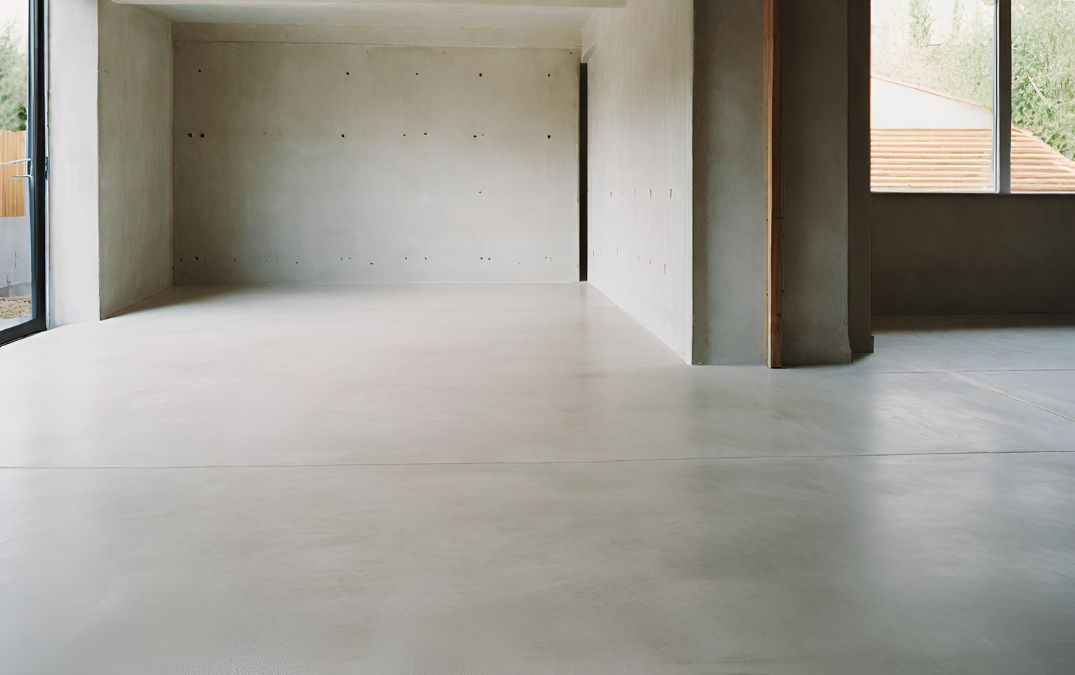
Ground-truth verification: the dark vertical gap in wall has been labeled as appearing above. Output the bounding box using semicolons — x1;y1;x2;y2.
579;62;588;282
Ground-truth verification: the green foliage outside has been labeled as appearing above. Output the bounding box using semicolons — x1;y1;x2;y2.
873;0;1075;160
0;21;27;132
1012;0;1075;159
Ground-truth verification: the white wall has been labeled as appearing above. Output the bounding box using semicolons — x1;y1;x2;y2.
48;0;101;326
98;0;173;317
48;0;173;325
173;26;579;285
583;0;693;362
871;77;991;129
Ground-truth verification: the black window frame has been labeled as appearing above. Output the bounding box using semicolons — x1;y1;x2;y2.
0;0;47;347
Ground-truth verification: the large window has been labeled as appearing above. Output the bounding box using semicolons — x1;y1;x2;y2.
871;0;1075;193
1011;0;1075;191
872;0;997;192
1;0;45;347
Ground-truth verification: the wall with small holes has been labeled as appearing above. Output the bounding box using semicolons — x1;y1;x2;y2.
173;28;579;285
583;0;693;362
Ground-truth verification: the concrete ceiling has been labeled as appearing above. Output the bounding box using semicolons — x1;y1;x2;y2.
115;0;624;28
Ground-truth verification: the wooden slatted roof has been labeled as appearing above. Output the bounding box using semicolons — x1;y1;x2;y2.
871;127;1075;192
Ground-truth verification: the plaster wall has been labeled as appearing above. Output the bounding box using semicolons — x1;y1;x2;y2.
98;0;173;317
691;0;766;365
583;0;693;362
173;28;579;285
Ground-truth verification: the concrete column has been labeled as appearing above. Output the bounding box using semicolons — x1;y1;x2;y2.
781;0;852;365
692;0;767;365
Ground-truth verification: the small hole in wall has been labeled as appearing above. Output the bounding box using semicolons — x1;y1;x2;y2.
187;133;192;138
479;73;483;77
341;134;346;138
547;135;552;139
424;132;428;136
200;133;205;138
547;73;551;77
346;71;350;76
195;256;200;261
197;69;202;73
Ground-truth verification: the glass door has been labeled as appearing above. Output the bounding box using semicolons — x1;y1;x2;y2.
0;0;44;346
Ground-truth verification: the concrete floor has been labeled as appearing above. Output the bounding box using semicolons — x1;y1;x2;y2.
2;284;1074;674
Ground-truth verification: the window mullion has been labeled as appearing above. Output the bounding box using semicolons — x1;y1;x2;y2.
996;0;1012;194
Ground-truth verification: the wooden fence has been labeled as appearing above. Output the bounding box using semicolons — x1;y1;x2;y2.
0;130;27;218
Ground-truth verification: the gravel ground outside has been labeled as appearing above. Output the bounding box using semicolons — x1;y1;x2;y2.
0;296;31;320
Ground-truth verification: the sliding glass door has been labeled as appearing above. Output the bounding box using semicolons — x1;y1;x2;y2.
0;0;44;346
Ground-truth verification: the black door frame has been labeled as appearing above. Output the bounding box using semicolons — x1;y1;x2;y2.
0;0;47;347
578;62;588;282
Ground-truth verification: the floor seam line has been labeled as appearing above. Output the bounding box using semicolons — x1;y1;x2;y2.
949;372;1075;424
2;449;1073;470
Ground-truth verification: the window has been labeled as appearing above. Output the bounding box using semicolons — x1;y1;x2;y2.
871;0;1075;193
872;0;997;192
1011;0;1075;191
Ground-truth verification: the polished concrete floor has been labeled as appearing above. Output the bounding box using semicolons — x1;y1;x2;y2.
2;284;1074;674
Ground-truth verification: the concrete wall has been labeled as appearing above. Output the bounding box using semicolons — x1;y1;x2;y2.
173;26;579;285
781;0;851;364
848;0;871;352
98;0;173;317
583;0;693;362
48;0;101;326
1;215;31;296
48;0;172;325
873;194;1075;315
691;0;766;365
